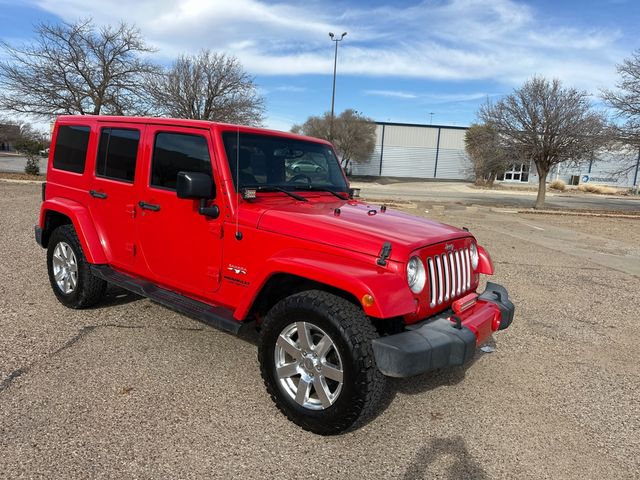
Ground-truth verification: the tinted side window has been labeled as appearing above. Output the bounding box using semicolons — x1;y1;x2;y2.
53;125;90;173
151;132;211;190
96;128;140;183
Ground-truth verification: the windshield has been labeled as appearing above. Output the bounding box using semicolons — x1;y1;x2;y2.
222;132;348;193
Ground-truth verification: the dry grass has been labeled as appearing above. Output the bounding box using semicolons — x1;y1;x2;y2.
549;179;566;191
577;184;618;195
0;172;45;181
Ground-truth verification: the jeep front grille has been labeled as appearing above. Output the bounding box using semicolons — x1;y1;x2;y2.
426;248;472;307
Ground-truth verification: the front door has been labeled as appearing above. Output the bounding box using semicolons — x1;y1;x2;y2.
89;122;143;269
136;126;223;298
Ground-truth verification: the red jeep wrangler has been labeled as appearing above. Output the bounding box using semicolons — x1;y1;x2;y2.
36;116;514;434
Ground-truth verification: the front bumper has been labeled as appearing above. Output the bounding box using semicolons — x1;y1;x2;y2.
372;282;514;378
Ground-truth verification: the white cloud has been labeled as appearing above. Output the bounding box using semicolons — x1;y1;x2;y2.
29;0;627;91
273;85;307;93
365;90;418;99
364;90;496;104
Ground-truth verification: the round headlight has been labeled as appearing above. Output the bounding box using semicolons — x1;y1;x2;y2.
407;256;426;294
470;243;479;269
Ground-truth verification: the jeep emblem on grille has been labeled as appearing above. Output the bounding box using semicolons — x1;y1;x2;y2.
445;243;454;252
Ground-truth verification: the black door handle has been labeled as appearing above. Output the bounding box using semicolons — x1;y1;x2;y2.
89;190;108;199
138;201;160;212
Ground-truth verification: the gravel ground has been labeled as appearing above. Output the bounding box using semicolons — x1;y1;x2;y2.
1;182;639;479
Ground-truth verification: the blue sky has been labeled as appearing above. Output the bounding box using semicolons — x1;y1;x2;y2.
1;0;639;131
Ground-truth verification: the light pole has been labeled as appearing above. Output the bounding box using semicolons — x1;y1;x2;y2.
429;112;434;125
329;31;347;140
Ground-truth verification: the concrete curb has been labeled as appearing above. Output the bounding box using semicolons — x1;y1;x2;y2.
512;209;640;219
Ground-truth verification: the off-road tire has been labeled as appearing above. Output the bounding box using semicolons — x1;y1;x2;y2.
259;290;385;435
47;225;107;308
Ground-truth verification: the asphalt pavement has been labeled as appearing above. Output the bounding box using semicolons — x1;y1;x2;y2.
1;181;638;479
0;154;47;174
351;180;640;212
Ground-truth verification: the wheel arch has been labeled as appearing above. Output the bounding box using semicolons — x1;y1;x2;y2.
248;273;362;321
234;253;415;322
39;198;107;264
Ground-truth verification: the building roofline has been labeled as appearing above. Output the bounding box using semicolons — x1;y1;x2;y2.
375;120;469;130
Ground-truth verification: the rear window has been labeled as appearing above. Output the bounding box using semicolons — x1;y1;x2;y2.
96;128;140;183
151;132;211;190
53;125;90;174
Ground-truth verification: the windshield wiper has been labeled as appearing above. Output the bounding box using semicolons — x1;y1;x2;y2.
243;185;308;202
293;186;348;200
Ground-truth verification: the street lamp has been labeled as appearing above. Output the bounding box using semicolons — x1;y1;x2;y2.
429;112;434;125
329;31;347;140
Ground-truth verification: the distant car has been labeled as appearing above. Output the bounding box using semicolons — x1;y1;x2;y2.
288;158;325;173
39;147;50;157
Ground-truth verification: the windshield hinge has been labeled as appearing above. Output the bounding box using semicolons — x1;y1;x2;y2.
377;242;392;266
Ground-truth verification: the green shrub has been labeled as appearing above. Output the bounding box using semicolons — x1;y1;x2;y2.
24;154;40;175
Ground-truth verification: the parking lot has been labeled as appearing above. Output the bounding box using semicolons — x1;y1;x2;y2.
1;181;639;479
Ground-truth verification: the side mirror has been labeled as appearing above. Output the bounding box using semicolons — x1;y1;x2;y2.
177;171;219;219
177;171;215;200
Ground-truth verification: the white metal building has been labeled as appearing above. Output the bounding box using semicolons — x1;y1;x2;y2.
352;121;640;189
351;122;470;180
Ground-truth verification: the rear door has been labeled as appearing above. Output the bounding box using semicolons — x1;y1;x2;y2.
136;125;223;298
89;122;144;269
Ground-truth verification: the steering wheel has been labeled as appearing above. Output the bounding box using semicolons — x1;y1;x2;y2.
289;174;312;184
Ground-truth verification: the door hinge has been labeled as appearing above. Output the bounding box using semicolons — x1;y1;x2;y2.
207;267;220;283
125;243;136;256
209;224;223;238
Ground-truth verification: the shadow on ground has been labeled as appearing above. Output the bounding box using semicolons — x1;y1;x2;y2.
401;436;488;479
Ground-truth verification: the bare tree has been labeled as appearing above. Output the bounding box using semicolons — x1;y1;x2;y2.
146;51;264;125
602;50;640;189
464;123;510;186
292;109;376;172
480;77;607;208
602;50;640;141
0;20;158;117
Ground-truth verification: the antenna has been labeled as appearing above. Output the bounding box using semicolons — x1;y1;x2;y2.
235;126;242;240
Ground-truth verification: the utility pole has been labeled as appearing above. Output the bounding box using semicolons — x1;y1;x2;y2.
329;32;347;140
633;145;640;194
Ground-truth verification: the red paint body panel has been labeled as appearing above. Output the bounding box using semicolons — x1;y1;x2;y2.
41;115;496;323
40;197;107;264
452;299;501;345
257;200;469;260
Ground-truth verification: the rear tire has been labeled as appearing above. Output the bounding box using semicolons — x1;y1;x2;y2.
258;290;385;435
47;225;106;309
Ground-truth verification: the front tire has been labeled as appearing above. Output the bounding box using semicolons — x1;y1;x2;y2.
47;225;106;308
258;290;385;435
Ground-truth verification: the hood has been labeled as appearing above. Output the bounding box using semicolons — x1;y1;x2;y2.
256;200;470;261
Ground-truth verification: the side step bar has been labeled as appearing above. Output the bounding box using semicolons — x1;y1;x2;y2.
90;265;246;335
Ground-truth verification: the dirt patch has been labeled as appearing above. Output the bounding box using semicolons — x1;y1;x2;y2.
519;213;640;245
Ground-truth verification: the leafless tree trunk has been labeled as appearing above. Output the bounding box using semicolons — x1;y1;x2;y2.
480;77;607;209
0;20;158;118
145;51;264;126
